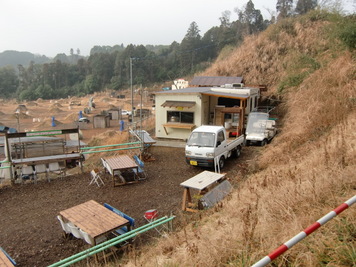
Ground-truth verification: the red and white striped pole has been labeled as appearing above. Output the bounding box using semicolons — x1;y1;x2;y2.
252;195;356;267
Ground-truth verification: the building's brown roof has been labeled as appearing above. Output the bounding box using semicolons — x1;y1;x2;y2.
190;76;243;87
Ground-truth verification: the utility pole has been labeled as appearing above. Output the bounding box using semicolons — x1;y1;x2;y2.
130;57;134;129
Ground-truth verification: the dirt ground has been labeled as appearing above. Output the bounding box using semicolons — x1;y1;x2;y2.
0;144;258;267
0;95;260;266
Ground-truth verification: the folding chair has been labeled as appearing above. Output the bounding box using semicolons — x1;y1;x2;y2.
144;209;161;234
133;155;147;180
104;203;135;230
144;209;158;223
89;170;105;187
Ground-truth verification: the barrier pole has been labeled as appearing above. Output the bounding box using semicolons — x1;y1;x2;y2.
252;195;356;267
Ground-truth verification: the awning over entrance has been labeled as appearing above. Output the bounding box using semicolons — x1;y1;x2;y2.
161;101;196;108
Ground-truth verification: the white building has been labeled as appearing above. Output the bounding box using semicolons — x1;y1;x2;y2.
154;85;260;140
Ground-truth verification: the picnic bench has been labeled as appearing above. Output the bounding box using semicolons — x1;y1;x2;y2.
180;171;231;212
0;247;16;267
59;200;130;245
101;155;139;186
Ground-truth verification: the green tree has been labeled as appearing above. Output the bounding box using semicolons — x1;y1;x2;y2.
84;74;100;94
88;53;114;89
0;66;18;98
238;0;267;35
35;84;53;99
19;89;38;101
277;0;294;19
295;0;318;14
180;22;202;73
220;10;232;27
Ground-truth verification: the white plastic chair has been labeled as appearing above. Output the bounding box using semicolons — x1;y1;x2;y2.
35;164;49;182
48;162;65;179
101;158;112;175
21;165;35;183
80;229;94;245
57;215;71;236
68;224;82;239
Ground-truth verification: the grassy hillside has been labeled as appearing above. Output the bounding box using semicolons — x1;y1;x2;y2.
119;11;355;266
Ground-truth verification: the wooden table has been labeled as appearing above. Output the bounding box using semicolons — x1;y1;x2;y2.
60;200;129;244
180;171;226;212
0;248;15;267
102;155;138;186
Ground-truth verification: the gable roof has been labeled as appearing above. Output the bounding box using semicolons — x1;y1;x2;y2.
190;76;243;87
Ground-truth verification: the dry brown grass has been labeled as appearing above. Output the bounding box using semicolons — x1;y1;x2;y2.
118;13;356;267
201;19;333;94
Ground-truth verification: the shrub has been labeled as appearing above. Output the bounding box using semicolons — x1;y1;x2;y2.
337;16;356;51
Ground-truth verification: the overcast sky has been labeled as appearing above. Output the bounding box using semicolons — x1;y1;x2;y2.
1;0;354;58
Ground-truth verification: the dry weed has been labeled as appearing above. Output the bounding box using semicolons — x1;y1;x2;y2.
118;14;356;267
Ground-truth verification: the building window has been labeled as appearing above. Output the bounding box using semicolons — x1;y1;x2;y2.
167;111;194;123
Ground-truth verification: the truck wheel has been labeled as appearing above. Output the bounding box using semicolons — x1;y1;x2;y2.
218;156;225;169
246;140;250;146
260;139;267;146
234;146;241;158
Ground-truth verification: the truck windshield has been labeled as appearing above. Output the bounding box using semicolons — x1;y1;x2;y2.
187;132;215;147
246;113;270;133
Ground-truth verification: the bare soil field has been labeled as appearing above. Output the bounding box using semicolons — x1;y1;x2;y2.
0;95;261;266
0;144;258;267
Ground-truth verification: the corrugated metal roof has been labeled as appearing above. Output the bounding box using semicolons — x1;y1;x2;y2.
161;101;196;108
190;76;243;86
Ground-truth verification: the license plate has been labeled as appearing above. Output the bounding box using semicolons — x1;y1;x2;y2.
190;160;198;166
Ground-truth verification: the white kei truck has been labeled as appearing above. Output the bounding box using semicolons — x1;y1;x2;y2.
185;125;244;170
245;112;277;146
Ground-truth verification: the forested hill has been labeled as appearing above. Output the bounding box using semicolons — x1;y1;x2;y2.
0;50;51;68
0;0;273;100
